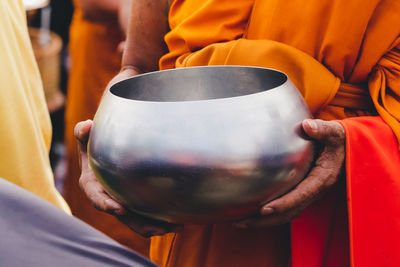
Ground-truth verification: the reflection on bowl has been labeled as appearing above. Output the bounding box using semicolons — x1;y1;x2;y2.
88;66;315;224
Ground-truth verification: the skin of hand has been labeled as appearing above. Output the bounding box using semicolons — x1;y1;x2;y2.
74;0;173;237
74;119;183;237
233;119;346;228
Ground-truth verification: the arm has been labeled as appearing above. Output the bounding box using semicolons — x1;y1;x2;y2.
79;0;120;24
76;0;176;237
106;0;170;87
121;0;170;73
118;0;132;36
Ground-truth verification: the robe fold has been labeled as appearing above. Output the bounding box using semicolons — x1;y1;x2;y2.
64;0;150;256
150;0;400;266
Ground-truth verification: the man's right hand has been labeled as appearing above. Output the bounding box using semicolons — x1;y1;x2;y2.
74;120;183;237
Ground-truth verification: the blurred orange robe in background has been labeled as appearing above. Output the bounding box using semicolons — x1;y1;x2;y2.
150;0;400;266
64;0;149;256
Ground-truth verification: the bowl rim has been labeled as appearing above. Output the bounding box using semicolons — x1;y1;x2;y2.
108;65;291;104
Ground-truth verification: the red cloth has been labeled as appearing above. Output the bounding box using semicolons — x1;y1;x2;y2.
291;116;400;266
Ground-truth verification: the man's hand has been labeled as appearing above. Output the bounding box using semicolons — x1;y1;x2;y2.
233;119;346;228
74;120;183;237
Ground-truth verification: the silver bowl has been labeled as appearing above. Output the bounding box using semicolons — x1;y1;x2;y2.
88;66;314;224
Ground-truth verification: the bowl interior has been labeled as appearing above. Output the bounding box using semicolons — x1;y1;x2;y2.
110;66;287;102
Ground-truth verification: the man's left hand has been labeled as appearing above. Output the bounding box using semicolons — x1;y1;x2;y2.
234;119;346;228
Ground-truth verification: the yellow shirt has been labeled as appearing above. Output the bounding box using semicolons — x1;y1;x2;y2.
0;0;70;213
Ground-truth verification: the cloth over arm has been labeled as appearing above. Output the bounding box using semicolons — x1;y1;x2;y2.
153;0;400;266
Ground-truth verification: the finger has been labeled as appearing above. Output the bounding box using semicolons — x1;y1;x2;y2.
74;120;93;171
265;148;343;213
302;119;345;146
303;119;346;170
74;120;93;151
107;66;142;88
235;120;346;228
79;175;127;215
236;170;340;228
265;171;326;214
235;175;323;228
236;151;343;228
117;41;126;57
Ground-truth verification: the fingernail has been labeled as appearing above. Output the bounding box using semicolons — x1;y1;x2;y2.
305;120;317;131
261;207;274;215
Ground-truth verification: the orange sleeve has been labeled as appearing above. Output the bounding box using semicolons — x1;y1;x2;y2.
169;38;340;115
161;0;255;70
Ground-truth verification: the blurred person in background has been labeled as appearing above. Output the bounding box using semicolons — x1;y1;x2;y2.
63;0;150;256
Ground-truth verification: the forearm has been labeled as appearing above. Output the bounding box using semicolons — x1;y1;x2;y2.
118;0;132;36
121;0;170;73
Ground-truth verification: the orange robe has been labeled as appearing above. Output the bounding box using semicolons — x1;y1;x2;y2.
150;0;400;266
64;1;150;256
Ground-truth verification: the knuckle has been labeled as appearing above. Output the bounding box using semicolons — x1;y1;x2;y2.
327;124;345;145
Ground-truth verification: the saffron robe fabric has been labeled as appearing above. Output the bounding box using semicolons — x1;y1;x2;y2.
0;0;70;213
64;0;150;256
149;0;400;266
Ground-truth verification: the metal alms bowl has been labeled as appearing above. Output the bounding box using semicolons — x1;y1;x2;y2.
88;66;315;224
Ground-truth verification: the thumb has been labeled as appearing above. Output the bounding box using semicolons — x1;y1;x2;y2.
74;120;93;152
302;119;345;146
74;120;93;171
